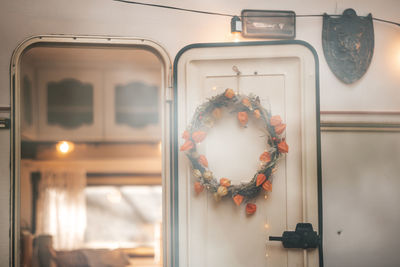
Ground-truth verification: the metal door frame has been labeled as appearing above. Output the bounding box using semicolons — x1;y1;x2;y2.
10;35;172;267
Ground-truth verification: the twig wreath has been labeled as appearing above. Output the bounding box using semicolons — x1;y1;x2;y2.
180;89;289;215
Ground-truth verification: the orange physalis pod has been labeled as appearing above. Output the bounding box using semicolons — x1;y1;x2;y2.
237;112;248;126
198;155;208;167
212;108;222;119
259;151;271;163
233;194;244;206
246;203;257;215
194;182;204;194
278;140;289;153
253;109;261;119
262;180;272;192
275;123;286;135
220;178;231;187
224;88;235;99
180;140;194;151
192;131;207;143
256;173;267;186
270;115;282;126
242;98;251;108
182;130;190;140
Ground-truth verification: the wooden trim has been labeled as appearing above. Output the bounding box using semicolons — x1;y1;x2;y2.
87;172;162;185
87;176;162;186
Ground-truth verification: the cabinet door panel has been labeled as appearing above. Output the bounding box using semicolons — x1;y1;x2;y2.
104;70;161;141
38;69;103;141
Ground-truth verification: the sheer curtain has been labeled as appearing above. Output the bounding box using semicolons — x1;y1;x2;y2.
36;168;87;250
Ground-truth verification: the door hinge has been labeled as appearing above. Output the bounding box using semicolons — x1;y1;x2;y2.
165;86;173;102
0;118;11;129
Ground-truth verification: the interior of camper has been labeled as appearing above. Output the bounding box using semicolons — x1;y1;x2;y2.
19;44;164;267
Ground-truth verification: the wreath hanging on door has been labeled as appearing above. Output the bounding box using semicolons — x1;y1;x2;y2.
180;89;289;215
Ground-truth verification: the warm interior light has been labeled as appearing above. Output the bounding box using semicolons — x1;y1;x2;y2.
56;141;74;154
232;32;242;42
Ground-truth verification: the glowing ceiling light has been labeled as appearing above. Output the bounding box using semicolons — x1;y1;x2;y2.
56;141;74;154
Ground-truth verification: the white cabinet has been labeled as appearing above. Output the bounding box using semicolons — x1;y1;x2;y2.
23;68;161;142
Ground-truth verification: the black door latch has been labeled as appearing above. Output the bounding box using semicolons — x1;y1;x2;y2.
0;118;10;129
269;223;319;249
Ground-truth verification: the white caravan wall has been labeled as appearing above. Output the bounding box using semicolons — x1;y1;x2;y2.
1;0;400;266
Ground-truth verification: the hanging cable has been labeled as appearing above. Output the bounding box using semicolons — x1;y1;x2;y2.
373;17;400;27
112;0;233;17
112;0;400;27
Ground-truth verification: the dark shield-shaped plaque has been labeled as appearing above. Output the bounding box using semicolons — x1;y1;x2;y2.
322;9;374;84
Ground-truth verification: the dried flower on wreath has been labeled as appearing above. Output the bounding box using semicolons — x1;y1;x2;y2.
180;89;289;215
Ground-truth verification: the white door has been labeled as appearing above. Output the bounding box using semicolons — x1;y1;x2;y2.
174;42;321;267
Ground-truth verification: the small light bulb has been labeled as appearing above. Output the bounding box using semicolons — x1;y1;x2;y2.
232;32;241;42
230;16;242;42
264;223;270;229
57;141;74;154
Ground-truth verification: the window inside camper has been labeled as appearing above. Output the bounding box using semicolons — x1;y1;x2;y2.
19;44;164;267
84;185;162;252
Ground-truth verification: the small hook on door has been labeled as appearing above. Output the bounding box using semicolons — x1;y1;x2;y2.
232;65;241;94
232;65;241;75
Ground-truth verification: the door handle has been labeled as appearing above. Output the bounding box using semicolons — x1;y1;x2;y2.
269;223;319;249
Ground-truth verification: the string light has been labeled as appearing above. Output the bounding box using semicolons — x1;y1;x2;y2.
231;16;242;42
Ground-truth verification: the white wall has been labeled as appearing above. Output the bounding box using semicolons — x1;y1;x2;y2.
1;0;400;266
322;131;400;267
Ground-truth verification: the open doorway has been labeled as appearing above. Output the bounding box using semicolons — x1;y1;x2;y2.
14;38;170;267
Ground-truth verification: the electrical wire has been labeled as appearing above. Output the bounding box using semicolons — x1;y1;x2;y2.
373;17;400;27
112;0;233;17
112;0;400;27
